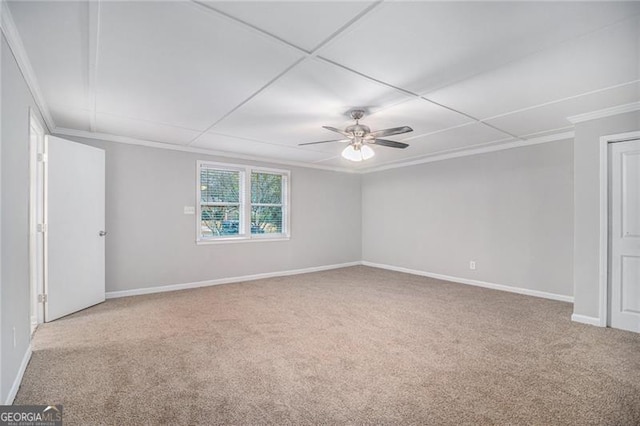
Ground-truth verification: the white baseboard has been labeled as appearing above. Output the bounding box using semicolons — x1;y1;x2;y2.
5;344;32;405
362;261;574;303
30;315;38;335
106;260;575;305
571;314;604;327
106;261;362;299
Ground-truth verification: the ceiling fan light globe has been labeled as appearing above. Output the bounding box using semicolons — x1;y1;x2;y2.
361;145;375;160
341;145;363;162
341;145;375;162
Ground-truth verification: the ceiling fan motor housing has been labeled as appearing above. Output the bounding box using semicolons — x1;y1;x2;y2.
346;124;371;138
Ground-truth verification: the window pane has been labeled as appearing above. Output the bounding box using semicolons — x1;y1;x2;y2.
251;206;283;234
251;172;282;204
201;206;240;237
201;169;240;203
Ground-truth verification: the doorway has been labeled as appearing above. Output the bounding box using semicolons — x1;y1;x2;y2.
28;131;106;325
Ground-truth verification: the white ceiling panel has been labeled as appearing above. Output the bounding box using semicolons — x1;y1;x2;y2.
205;1;374;52
95;113;202;146
316;122;512;169
193;132;335;163
319;2;640;95
353;123;513;167
426;16;640;120
364;98;472;141
8;1;90;110
413;124;513;155
50;105;92;132
208;58;412;147
486;81;640;138
96;1;303;131
7;1;640;170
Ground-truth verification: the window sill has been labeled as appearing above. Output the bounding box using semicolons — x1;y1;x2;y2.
196;235;290;245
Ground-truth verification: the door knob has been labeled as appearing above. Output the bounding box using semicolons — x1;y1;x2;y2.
99;231;107;237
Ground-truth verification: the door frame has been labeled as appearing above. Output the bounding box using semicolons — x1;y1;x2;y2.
598;130;640;328
28;108;46;331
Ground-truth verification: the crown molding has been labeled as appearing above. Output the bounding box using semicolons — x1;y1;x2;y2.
1;1;55;132
359;130;575;174
53;127;577;176
567;101;640;124
52;127;357;174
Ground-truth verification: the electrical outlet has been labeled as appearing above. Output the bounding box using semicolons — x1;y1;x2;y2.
13;326;16;348
184;206;195;215
469;261;476;270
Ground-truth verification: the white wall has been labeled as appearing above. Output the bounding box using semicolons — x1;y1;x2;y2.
58;136;363;294
573;110;640;320
1;34;44;402
362;140;574;299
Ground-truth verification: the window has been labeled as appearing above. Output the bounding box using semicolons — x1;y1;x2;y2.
197;161;289;243
251;171;284;235
200;167;244;237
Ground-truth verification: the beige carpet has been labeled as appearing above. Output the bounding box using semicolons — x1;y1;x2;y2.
15;266;640;425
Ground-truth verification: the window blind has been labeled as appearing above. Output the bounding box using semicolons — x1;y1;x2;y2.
199;167;242;237
251;172;283;235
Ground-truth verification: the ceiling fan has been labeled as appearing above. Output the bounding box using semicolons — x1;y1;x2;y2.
299;109;413;162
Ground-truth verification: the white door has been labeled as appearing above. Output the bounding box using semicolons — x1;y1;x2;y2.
46;136;106;321
29;111;46;331
609;139;640;333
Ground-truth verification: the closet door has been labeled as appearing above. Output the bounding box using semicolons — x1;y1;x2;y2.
609;139;640;333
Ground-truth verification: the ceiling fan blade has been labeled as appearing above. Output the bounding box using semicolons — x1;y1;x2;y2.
368;126;413;139
299;139;350;146
323;126;351;137
372;139;409;149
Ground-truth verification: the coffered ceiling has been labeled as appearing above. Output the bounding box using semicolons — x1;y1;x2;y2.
4;1;640;171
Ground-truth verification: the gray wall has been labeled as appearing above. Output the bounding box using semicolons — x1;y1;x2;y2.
1;35;45;402
60;137;362;293
362;140;574;298
573;111;640;319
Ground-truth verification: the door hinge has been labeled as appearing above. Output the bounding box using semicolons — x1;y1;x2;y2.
37;153;48;163
37;223;48;233
38;294;48;303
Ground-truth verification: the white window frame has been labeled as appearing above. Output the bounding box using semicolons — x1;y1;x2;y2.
196;161;290;244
